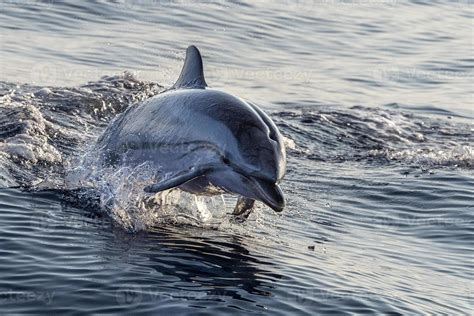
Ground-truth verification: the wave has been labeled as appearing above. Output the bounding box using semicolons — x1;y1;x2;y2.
0;74;471;230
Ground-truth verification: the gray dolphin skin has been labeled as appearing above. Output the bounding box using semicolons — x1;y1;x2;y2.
97;45;287;218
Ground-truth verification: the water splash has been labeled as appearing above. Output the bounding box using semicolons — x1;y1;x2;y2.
65;146;236;232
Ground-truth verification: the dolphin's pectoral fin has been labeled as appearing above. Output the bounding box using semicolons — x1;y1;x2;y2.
144;167;210;194
172;45;207;89
232;197;255;218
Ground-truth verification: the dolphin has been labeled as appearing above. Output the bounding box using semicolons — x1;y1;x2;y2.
97;45;287;218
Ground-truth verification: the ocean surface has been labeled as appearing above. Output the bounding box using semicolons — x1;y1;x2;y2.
0;0;473;314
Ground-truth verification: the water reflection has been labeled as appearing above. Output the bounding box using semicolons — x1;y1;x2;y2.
106;225;282;308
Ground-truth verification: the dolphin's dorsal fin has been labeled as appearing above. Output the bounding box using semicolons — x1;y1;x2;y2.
172;45;207;89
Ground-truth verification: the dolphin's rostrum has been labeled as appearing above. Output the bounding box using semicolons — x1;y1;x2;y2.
97;45;287;218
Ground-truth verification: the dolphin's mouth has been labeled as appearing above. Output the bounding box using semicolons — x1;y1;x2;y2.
248;177;285;212
206;167;285;213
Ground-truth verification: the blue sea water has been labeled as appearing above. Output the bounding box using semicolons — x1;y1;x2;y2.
0;0;473;314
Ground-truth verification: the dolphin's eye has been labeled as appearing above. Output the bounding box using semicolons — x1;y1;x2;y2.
222;157;230;165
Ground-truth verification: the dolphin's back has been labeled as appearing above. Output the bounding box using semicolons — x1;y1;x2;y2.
98;89;251;172
98;87;284;182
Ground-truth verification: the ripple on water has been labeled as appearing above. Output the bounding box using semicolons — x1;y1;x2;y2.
0;1;473;314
